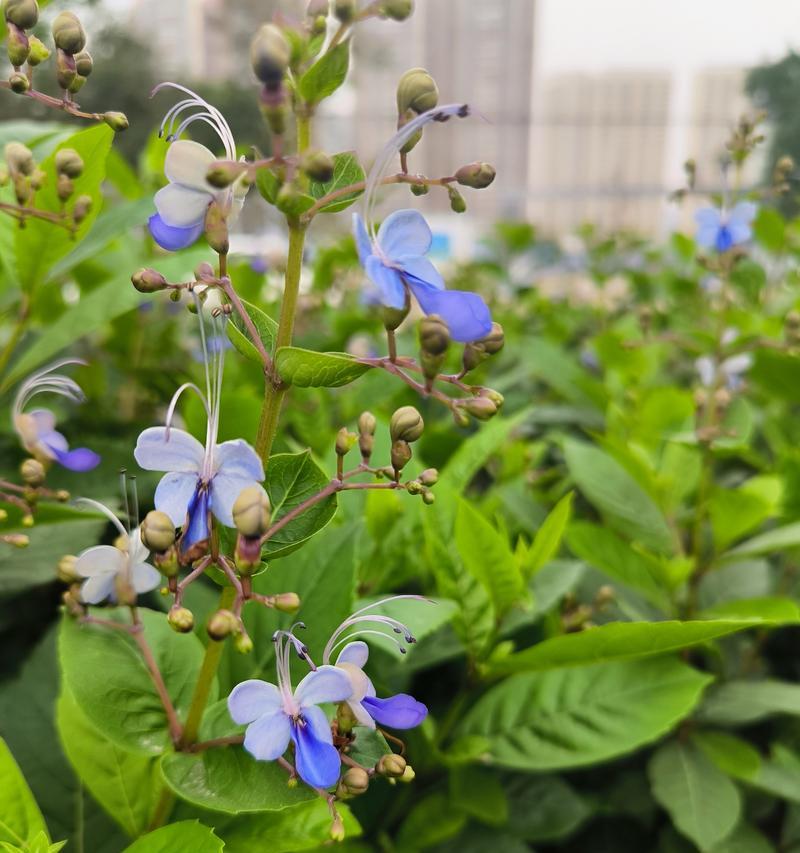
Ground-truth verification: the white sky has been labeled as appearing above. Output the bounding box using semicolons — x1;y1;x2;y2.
537;0;800;74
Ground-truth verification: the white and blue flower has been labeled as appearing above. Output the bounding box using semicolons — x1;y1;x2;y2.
12;360;100;472
228;629;352;789
695;201;757;253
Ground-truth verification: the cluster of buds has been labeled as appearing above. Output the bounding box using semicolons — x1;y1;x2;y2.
726;111;767;168
2;141;43;205
396;67;438;157
4;0;45;91
0;456;70;544
773;155;795;196
389;405;424;479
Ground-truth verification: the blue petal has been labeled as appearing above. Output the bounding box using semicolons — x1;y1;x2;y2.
352;213;373;266
291;718;342;789
365;255;406;309
377;210;432;260
727;201;757;246
362;694;428;729
295;665;353;708
148;213;204;252
228;679;283;724
336;641;369;668
408;280;492;343
396;255;445;290
154;471;199;527
694;207;721;249
182;483;210;552
51;445;101;472
243;709;292;761
715;225;734;252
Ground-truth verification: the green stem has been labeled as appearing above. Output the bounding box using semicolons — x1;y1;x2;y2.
148;786;176;832
180;585;236;747
0;294;30;378
254;222;307;463
297;112;311;153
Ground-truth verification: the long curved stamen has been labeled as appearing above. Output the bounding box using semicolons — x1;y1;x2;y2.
152;82;236;160
328;629;409;659
163;383;211;440
74;497;128;539
13;358;88;420
363;103;470;244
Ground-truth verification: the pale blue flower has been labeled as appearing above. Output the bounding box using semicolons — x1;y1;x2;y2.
228;629;352;789
695;201;757;252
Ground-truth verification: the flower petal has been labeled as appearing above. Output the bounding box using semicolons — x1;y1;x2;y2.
295;665;353;708
243;709;292;761
130;562;161;594
291;718;341;789
75;545;125;578
727;201;757;245
164;140;217;191
214;439;264;482
182;484;211;551
135;427;205;474
362;694;428;729
397;255;445;290
148;213;204;252
409;281;492;343
210;476;265;528
352;213;373;266
154;184;211;228
52;445;101;472
154;471;200;526
228;679;283;724
80;573;117;605
365;255;406;309
347;699;376;729
303;704;334;745
29;408;56;434
336;641;369;668
38;428;68;454
694;207;722;249
377;209;432;260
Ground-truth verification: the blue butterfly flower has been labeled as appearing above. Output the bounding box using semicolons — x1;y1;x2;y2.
695;201;757;253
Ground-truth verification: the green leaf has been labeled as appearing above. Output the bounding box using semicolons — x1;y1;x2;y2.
263;450;337;558
708;823;773;853
58;608;211;754
275;347;371;388
449;766;508;827
121;821;223;852
754;205;786;251
523;492;573;577
701;596;800;622
723;521;800;560
648;740;740;851
16;125;114;290
504;774;590;842
563;439;674;553
698;679;800;726
298;41;350;104
308;151;365;214
0;738;48;848
489;618;788;675
255;165;281;204
56;690;159;838
226;298;277;364
692;731;761;781
458;657;710;770
395;792;467;851
454;499;527;617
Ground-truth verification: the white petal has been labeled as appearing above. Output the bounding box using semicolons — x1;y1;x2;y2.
336;641;369;668
80;573;116;604
75;545;125;578
130;562;161;594
154;471;199;526
210;476;265;528
154;184;211;228
134;427;205;473
228;680;283;724
29;408;56;434
347;699;376;729
165;140;216;191
295;665;353;708
336;663;371;702
128;527;151;565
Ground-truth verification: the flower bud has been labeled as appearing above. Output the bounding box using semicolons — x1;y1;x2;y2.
479;322;504;355
406;480;423;495
333;0;355;22
168;606;194;633
301;149;335;183
52;12;85;54
141;510;175;553
465;396;498;420
335;427;357;457
232;485;271;538
74;50;92;77
131;268;167;293
5;142;34;175
390;405;424;442
55;48;76;89
381;0;413;20
155;548;179;578
72;194;92;223
462;342;486;373
56;173;74;202
103;111;129;132
382;299;410;331
274;592;301;613
206;160;246;189
419;313;450;356
336;767;369;799
4;0;39;29
6;24;29;67
234;632;254;654
68;74;87;94
391;439;412;472
8;71;29;93
397;68;438;116
421;489;435;505
207;608;239;641
399;764;415;783
250;24;290;87
410;182;428;196
4;533;29;548
478;388;504;409
57;554;80;583
56;489;70;502
376;753;407;778
714;387;732;409
55;148;84;178
447;185;466;213
455;162;496;190
452;407;470;428
330;813;345;842
204;199;229;254
358;411;376;458
26;36;49;65
419;468;438;486
259;85;288;135
20;457;45;485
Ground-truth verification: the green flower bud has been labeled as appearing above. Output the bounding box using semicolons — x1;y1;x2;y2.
55;489;70;502
419;313;450;355
57;554;80;583
4;0;39;29
55;48;76;89
6;23;29;67
478;388;504;409
391;439;412;472
141;510;176;553
301;149;335;183
330;814;345;843
452;407;470;428
376;753;407;778
4;141;34;175
259;95;288;136
4;533;29;548
207;608;239;641
206;160;246;189
410;182;428;196
67;73;86;94
103;111;129;132
55;148;84;178
399;764;416;783
26;36;49;65
419;468;438;486
335;427;357;457
131;268;167;293
421;489;435;505
52;11;85;54
455;161;496;189
333;0;355;22
381;0;413;20
72;194;92;223
390;405;424;442
28;167;44;189
406;480;423;495
464;396;498;420
358;411;377;436
204;199;229;254
397;68;438;116
155;548;179;578
234;632;254;654
274;592;301;613
20;457;45;485
250;24;290;87
447;185;466;213
382;299;410;331
232;485;271;538
168;606;194;633
74;49;92;77
8;70;29;93
479;322;504;354
462;342;486;373
56;173;74;202
336;766;369;799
